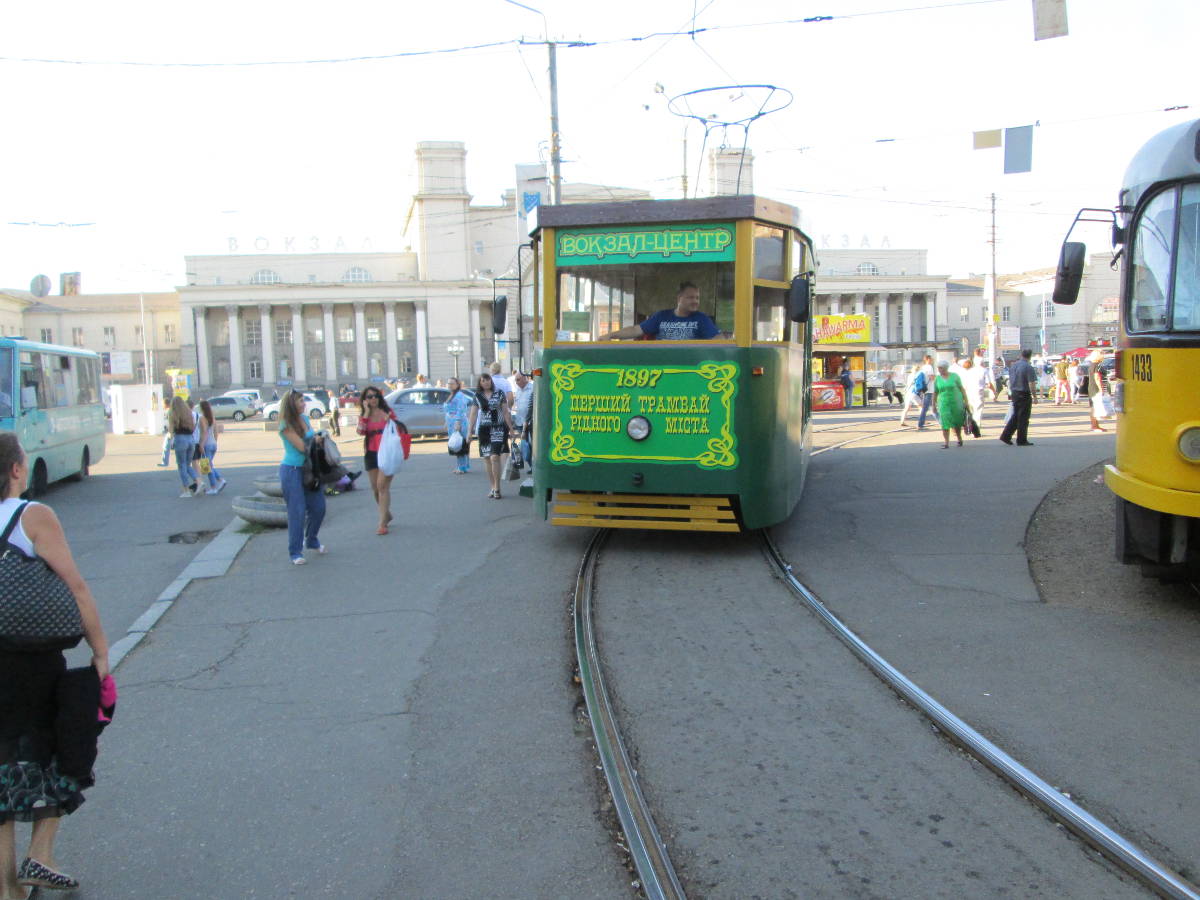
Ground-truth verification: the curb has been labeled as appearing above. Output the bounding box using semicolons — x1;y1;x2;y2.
108;516;253;670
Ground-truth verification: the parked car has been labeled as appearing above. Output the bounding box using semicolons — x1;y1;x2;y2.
207;395;258;421
222;388;266;410
384;387;464;436
263;393;326;421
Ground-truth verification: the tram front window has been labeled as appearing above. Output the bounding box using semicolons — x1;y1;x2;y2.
1171;183;1200;331
555;262;734;341
1129;189;1175;332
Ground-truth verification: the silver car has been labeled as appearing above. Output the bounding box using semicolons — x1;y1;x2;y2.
206;395;258;421
384;387;464;436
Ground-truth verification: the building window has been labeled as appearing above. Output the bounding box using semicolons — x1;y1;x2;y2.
872;306;880;332
251;269;281;285
981;307;988;323
369;352;384;376
40;328;53;344
959;305;969;323
71;327;85;347
897;307;904;331
336;317;354;343
338;355;354;376
343;267;372;283
305;319;323;343
164;323;176;343
1002;306;1012;322
856;262;879;276
248;359;262;380
275;320;293;345
366;317;382;342
396;326;407;341
245;320;262;345
278;357;293;379
401;353;414;374
134;325;143;344
1049;335;1059;352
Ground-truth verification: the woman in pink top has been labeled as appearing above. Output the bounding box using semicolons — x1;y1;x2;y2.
357;388;408;535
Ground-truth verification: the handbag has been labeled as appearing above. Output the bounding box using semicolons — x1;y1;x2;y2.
197;456;212;475
0;502;83;652
966;412;982;438
1092;393;1115;419
447;431;464;454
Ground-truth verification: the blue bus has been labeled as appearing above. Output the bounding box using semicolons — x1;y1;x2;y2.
0;338;106;494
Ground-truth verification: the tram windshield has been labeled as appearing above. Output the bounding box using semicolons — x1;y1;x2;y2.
555;262;735;342
1128;182;1200;333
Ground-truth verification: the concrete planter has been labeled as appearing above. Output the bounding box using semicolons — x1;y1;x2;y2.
232;494;288;528
253;478;284;498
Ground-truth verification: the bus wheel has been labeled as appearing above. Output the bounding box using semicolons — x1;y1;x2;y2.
69;448;90;482
1114;496;1136;565
30;460;48;497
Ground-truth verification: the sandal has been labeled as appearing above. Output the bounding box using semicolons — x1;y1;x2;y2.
376;526;389;535
18;857;79;890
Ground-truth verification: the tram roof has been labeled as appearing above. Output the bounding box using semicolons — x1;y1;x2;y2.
1121;118;1200;210
531;195;802;232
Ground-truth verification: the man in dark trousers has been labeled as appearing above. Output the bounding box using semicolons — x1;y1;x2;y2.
999;348;1038;446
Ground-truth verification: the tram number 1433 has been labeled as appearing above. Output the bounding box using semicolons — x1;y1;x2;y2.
1129;353;1152;382
615;367;664;388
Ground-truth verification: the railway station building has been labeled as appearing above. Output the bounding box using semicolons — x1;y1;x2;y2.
176;142;648;393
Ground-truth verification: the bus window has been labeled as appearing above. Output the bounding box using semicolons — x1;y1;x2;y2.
1171;183;1199;331
43;355;69;408
1128;189;1175;332
753;285;788;342
0;348;12;417
19;353;46;410
555;262;734;341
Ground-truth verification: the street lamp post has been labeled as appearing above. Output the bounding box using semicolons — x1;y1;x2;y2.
447;341;464;380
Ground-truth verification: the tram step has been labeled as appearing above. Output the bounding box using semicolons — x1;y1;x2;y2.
550;492;740;532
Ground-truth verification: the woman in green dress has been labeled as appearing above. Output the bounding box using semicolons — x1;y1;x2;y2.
933;359;970;448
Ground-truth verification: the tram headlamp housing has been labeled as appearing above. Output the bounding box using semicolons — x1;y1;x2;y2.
626;416;651;441
1178;427;1200;463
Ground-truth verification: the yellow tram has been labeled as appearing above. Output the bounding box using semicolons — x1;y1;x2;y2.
1054;118;1200;575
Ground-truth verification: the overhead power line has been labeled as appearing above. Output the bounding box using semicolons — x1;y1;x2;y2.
0;0;1005;68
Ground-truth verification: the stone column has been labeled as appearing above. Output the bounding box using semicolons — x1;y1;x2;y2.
853;293;865;316
353;302;368;379
290;303;306;383
830;294;841;315
877;295;890;343
468;302;481;379
415;303;429;376
926;293;937;344
383;301;399;378
193;307;210;387
322;304;336;384
258;304;275;385
902;295;913;343
225;305;243;387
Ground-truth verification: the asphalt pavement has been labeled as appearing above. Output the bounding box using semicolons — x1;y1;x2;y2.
27;399;1199;898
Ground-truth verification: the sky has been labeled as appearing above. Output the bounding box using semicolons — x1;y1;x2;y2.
1;0;1195;294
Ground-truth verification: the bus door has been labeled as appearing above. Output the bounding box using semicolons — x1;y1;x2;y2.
18;351;54;465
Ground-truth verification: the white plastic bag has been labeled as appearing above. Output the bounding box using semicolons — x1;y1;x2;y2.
1092;392;1115;420
377;421;403;476
447;431;464;453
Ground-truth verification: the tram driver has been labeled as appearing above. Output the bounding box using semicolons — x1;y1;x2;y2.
600;281;720;341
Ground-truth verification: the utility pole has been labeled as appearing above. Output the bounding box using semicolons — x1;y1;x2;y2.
987;193;999;369
681;128;689;199
548;41;562;204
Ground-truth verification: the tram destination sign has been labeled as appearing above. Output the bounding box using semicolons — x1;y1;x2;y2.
555;223;736;266
548;360;738;468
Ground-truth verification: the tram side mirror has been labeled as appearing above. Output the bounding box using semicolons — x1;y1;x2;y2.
1052;242;1086;305
492;295;508;334
787;274;812;323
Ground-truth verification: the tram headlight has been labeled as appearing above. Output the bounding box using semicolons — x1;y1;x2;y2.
626;416;651;441
1179;427;1200;462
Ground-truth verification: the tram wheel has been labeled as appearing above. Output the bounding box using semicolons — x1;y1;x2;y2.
1114;496;1136;565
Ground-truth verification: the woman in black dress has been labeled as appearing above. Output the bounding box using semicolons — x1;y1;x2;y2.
0;434;110;896
468;373;516;499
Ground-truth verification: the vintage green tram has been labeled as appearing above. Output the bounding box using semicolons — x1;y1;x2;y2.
528;196;814;532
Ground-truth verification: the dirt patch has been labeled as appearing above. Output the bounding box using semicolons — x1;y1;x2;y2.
1026;459;1200;620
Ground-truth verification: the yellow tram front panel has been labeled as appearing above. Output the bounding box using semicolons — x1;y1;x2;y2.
1106;346;1200;518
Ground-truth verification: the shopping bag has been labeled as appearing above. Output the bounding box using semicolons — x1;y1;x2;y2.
377;421;403;476
197;457;212;475
1092;393;1114;420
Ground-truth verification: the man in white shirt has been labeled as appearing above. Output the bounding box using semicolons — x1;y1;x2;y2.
512;371;534;472
488;362;512;403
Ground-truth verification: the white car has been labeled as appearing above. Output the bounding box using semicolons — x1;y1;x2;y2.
263;393;326;421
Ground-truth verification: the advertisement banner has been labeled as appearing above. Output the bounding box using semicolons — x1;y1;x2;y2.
813;314;872;344
549;360;738;468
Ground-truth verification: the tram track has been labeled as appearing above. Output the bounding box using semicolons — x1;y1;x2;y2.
573;524;1200;899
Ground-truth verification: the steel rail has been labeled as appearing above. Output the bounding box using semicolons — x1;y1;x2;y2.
574;529;686;900
759;531;1200;900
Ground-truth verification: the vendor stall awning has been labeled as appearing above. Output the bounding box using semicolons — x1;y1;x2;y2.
812;343;888;353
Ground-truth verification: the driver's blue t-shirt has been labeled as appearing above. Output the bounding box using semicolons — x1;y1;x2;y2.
639;308;720;340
